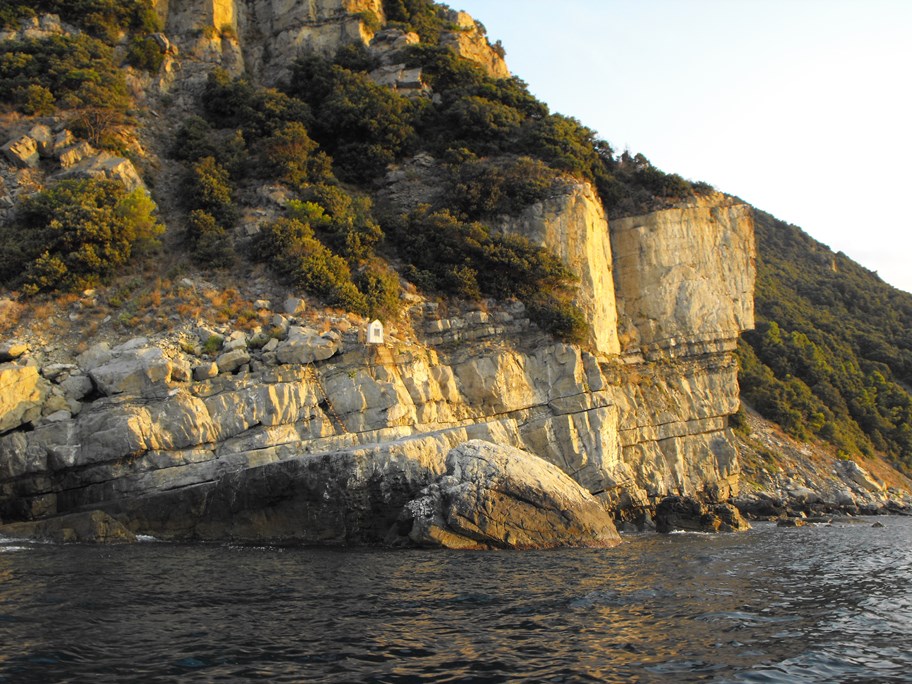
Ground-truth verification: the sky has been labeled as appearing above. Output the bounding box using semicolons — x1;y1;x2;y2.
453;0;912;293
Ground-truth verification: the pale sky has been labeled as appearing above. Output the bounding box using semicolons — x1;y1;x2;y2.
454;0;912;293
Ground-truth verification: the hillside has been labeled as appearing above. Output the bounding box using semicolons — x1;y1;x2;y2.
0;0;908;541
739;209;912;476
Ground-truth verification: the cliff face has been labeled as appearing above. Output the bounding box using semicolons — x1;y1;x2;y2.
0;190;756;535
0;3;763;541
612;197;755;356
153;0;507;85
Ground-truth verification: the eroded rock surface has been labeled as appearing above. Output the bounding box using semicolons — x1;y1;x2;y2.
396;440;621;549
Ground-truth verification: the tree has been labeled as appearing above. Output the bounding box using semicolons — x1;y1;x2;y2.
0;179;163;293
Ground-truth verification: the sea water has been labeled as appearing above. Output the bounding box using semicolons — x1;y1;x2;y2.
1;518;910;682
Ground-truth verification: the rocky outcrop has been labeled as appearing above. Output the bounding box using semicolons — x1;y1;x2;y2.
611;195;755;356
735;408;912;517
0;365;47;434
395;440;621;549
0;183;761;542
499;181;619;355
0;510;136;543
438;10;509;79
153;0;506;87
654;495;750;533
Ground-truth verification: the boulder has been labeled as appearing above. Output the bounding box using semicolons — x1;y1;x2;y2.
83;342;173;397
1;135;39;168
193;362;219;381
395;440;622;549
836;460;883;493
655;495;751;533
777;517;806;528
28;124;53;156
283;297;306;316
0;341;28;361
0;364;46;433
275;327;339;365
216;349;249;374
0;510;136;543
55;152;146;192
57;140;98;168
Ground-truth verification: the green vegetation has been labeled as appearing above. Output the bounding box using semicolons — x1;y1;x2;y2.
0;179;162;294
740;210;912;473
0;34;130;115
388;207;587;342
0;0;160;41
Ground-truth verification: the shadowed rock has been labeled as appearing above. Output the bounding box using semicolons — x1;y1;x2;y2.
655;495;750;533
395;440;621;549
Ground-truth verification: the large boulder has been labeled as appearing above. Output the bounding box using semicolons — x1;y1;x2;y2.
655;495;751;533
275;326;339;365
1;135;39;168
0;364;46;433
79;339;173;398
395;440;622;549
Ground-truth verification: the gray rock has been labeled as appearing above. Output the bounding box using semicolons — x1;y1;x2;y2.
87;346;172;397
57;140;97;168
396;440;622;549
2;135;39;168
193;362;219;381
0;341;28;361
55;151;146;192
283;297;306;316
223;331;248;351
655;495;751;533
59;374;93;401
28;124;53;156
216;349;250;374
0;364;46;433
275;328;339;365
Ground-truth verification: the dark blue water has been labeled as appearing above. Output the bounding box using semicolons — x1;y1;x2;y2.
1;518;910;682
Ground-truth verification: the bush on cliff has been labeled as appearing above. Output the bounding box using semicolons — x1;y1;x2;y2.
0;179;162;294
0;0;160;41
0;35;129;116
253;217;368;314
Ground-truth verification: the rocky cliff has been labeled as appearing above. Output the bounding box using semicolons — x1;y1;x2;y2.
0;1;779;544
151;0;507;87
0;187;757;538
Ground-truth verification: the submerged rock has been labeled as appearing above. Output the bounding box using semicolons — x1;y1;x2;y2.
655;495;750;533
395;440;621;549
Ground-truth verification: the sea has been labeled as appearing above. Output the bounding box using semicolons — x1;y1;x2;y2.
1;518;910;683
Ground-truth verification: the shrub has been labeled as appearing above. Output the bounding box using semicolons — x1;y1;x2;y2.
125;35;164;72
254;217;368;313
202;69;312;139
356;266;401;319
187;210;235;268
186;156;238;227
447;156;557;219
0;179;163;294
261;122;333;189
0;35;130;115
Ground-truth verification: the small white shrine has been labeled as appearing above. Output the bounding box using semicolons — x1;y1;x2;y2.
366;320;384;345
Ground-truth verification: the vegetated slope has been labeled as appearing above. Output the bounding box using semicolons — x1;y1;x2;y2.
738;209;912;475
0;0;709;347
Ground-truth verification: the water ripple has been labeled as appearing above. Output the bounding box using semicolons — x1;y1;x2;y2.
0;519;909;681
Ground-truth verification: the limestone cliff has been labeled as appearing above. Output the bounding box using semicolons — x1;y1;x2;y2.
0;187;760;537
0;2;778;543
152;0;507;86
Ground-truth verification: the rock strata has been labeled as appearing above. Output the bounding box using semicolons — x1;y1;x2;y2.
395;440;621;549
